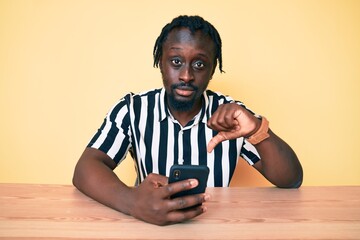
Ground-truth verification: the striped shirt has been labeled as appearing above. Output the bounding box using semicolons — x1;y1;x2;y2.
88;88;260;187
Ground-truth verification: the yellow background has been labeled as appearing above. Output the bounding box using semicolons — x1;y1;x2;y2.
1;0;359;186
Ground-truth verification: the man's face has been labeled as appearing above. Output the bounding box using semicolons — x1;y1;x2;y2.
160;27;216;112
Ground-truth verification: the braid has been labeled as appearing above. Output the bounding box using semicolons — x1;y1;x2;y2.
153;15;224;73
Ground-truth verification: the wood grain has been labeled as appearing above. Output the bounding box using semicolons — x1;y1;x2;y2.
0;184;359;239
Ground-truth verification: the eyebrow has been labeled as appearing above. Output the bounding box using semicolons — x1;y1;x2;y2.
168;47;210;59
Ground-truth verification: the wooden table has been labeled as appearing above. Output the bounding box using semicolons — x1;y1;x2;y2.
0;184;359;239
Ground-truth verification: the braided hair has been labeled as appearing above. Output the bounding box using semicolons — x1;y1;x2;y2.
153;15;224;73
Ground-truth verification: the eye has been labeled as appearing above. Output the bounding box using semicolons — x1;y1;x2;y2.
171;58;182;66
193;61;205;69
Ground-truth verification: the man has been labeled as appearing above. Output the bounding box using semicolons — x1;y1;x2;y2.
73;15;303;226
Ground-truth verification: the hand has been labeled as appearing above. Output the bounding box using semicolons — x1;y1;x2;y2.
128;173;210;226
207;103;260;152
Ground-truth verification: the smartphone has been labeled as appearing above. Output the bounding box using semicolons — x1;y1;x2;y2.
168;164;209;199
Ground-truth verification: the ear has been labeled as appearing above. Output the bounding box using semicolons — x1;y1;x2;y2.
159;59;163;73
210;61;217;78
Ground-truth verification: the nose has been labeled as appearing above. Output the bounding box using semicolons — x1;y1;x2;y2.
179;65;194;83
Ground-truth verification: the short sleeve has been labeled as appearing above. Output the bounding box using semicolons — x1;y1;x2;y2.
239;139;261;165
87;94;132;164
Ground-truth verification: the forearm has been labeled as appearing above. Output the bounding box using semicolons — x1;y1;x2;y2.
73;151;209;225
253;129;303;188
72;151;134;215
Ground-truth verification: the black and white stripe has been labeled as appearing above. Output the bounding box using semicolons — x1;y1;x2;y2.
88;88;260;187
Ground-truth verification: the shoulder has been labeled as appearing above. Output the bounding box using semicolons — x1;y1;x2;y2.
116;88;162;105
126;88;162;101
205;89;236;103
106;89;162;121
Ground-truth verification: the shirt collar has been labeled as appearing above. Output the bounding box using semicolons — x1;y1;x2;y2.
158;88;209;125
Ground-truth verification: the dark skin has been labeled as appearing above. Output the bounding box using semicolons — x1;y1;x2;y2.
73;148;208;226
73;27;303;226
160;27;216;125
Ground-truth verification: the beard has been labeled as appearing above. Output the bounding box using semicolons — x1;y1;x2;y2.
167;83;199;112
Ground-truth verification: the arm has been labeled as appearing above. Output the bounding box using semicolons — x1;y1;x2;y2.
251;129;303;188
72;147;209;225
207;103;303;188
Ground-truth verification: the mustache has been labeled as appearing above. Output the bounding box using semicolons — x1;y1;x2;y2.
171;83;198;91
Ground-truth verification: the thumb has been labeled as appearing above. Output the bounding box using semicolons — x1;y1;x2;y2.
146;173;168;187
207;132;227;153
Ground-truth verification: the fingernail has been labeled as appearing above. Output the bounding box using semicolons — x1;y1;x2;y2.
189;179;198;187
204;194;211;201
202;206;207;212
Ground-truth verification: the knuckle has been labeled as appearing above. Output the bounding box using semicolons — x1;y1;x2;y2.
177;198;187;208
147;173;156;179
164;184;173;195
207;119;214;126
177;214;187;223
219;132;227;140
150;202;162;213
182;181;190;189
195;195;201;204
217;118;225;124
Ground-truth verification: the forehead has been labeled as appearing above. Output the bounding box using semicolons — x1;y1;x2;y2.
163;27;216;55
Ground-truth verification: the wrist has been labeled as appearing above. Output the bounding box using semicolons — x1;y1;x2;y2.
245;117;262;138
246;116;270;145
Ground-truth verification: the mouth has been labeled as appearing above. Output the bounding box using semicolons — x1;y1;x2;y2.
168;84;199;111
172;84;198;98
175;88;195;97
